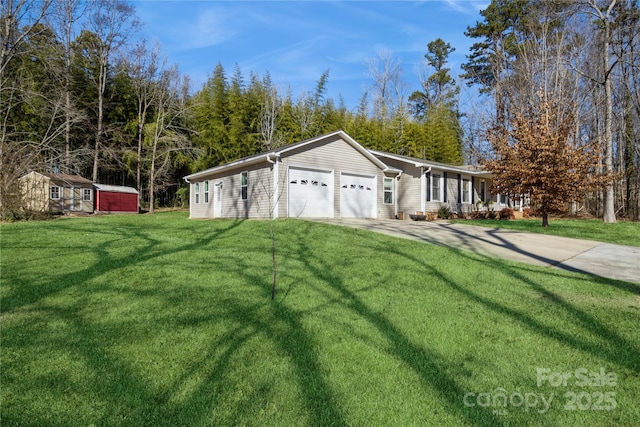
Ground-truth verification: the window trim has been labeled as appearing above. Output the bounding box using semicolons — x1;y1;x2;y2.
204;180;209;203
83;188;92;201
431;174;442;202
462;177;471;204
241;171;248;201
383;177;394;205
50;185;60;200
194;182;200;204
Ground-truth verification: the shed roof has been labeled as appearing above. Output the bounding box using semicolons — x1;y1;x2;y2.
31;171;94;186
94;184;139;194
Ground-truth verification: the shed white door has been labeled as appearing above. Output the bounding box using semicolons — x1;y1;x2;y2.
340;173;376;218
288;167;333;218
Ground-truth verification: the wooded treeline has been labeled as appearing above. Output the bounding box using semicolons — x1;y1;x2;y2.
1;0;638;221
464;0;640;222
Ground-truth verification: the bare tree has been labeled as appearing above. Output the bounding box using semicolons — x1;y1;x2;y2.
260;85;285;151
365;48;405;123
51;0;86;173
146;64;195;213
293;90;315;140
582;0;619;223
259;85;284;299
85;0;139;182
0;0;56;218
127;39;160;205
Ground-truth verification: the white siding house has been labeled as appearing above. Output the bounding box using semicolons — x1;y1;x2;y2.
184;131;401;219
184;130;503;220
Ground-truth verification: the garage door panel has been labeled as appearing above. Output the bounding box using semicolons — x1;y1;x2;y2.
288;168;333;218
340;174;376;218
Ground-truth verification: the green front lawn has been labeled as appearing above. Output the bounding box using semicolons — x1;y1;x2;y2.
2;212;638;426
453;218;640;247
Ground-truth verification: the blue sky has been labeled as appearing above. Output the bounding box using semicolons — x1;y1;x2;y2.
133;1;488;110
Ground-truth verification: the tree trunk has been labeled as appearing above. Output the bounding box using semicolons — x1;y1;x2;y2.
92;60;106;183
270;218;277;300
601;0;617;223
149;134;157;214
137;113;144;207
542;212;549;228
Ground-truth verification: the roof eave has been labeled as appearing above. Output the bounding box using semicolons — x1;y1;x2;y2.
184;152;275;182
369;150;492;175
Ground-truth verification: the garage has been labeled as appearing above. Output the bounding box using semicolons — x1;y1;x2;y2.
340;173;376;218
94;184;139;213
288;167;333;218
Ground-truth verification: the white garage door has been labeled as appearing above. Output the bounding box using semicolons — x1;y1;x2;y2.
288;167;333;218
340;173;376;218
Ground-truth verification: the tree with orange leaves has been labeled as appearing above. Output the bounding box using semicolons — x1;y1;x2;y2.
484;94;603;227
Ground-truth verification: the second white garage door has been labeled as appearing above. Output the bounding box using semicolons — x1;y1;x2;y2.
340;173;376;218
288;167;333;218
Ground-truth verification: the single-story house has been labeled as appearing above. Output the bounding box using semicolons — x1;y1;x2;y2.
183;130;508;220
19;171;94;214
94;184;139;213
369;150;505;217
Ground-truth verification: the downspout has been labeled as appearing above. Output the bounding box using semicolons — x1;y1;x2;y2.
420;166;431;213
266;153;280;218
394;170;403;218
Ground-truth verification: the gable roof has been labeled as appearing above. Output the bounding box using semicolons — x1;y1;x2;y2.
369;150;492;176
184;130;401;182
22;171;94;186
94;184;138;194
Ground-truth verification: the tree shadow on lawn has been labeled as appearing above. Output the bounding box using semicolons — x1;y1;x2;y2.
275;221;506;427
385;237;640;375
3;219;350;426
357;220;640;294
2;219;253;425
5;218;636;426
2;219;246;313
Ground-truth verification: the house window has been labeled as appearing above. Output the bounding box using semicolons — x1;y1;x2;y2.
195;182;200;204
241;171;248;200
83;188;92;201
462;178;471;203
204;180;209;203
383;177;394;204
480;180;486;203
431;174;442;201
50;186;60;200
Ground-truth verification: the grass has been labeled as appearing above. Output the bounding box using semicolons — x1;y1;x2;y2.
1;211;639;426
452;217;640;247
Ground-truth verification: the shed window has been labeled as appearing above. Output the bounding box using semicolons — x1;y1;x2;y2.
83;188;92;201
204;180;209;203
241;171;248;200
383;177;394;205
195;183;200;204
50;186;60;200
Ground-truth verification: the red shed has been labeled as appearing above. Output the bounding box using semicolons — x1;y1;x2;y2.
94;184;139;213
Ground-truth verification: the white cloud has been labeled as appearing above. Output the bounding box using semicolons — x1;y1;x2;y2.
442;0;488;15
181;7;238;49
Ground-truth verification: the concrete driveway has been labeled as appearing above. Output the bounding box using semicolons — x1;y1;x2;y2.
310;218;640;284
